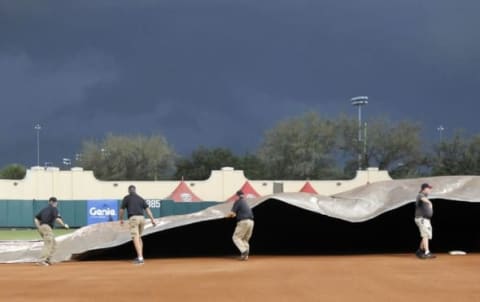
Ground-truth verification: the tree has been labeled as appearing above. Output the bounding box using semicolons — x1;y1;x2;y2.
367;118;425;177
335;114;363;178
78;134;177;180
175;147;239;180
237;153;267;180
431;132;480;175
0;164;26;179
257;112;338;180
337;116;426;178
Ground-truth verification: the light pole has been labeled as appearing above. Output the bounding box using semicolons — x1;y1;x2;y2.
351;96;369;170
62;158;71;168
34;124;42;166
75;153;82;166
437;125;445;141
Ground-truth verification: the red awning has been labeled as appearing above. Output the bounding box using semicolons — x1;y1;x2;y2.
167;180;203;202
226;181;261;202
299;181;318;194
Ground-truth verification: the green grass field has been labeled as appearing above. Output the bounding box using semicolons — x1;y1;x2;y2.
0;228;76;240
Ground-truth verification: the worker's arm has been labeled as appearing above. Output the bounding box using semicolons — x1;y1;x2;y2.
146;208;156;226
226;211;236;219
421;197;433;208
119;208;125;225
55;217;69;229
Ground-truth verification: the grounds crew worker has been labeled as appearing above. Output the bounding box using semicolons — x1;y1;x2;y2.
226;190;254;261
119;185;156;265
34;197;69;266
414;183;436;259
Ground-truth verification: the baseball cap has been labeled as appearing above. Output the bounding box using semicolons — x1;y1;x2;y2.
421;183;433;190
236;190;244;196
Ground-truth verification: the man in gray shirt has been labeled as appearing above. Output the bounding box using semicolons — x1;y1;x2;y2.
119;185;156;265
414;183;435;259
226;190;254;261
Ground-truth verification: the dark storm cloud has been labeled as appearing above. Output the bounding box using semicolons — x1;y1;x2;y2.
1;0;479;166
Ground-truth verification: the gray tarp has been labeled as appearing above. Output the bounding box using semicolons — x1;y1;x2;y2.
1;176;479;263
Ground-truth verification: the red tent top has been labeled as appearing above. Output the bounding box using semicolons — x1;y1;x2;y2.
167;180;203;202
226;181;261;202
299;181;318;194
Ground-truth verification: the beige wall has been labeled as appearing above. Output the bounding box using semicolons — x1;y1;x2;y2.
0;166;392;201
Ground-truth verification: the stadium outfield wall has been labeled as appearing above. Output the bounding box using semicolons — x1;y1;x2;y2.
0;200;218;228
0;166;391;201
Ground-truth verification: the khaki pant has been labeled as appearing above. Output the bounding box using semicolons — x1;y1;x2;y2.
415;217;433;240
232;219;254;254
128;215;145;237
38;224;56;261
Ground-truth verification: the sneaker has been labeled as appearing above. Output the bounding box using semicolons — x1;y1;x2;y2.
37;260;51;266
133;258;145;265
423;252;436;259
415;249;424;259
240;250;249;261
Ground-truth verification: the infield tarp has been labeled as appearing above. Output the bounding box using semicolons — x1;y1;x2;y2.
1;175;480;263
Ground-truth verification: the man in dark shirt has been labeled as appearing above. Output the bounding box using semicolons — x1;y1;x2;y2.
119;185;156;265
414;183;435;259
226;190;254;261
34;197;69;266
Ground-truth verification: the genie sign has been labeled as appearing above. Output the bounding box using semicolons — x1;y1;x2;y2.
87;200;118;225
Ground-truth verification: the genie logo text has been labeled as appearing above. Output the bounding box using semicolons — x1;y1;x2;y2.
87;200;118;225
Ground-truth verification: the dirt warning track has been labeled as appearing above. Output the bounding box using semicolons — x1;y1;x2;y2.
1;254;479;302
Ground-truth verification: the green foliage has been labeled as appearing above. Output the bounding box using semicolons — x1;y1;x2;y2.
78;134;177;180
0;164;26;179
365;118;425;177
238;153;267;180
176;147;267;180
255;113;427;180
66;113;479;181
431;132;480;175
175;147;239;180
337;116;425;178
257;112;338;180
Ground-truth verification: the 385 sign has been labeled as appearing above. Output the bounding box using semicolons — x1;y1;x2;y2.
146;199;161;208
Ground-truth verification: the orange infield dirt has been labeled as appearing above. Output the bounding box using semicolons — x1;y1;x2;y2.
1;254;479;302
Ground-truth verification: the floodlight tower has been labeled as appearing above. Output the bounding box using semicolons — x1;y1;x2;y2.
34;124;42;166
350;96;369;170
437;125;445;141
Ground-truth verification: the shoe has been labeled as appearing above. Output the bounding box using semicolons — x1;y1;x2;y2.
133;258;145;265
37;260;51;266
423;252;436;259
240;250;249;261
415;249;424;259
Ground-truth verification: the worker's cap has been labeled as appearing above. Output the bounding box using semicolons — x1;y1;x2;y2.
421;183;433;190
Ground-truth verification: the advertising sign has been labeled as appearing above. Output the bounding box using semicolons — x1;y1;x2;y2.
87;200;118;225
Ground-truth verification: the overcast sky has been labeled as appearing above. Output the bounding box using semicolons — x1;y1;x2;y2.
1;0;479;167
